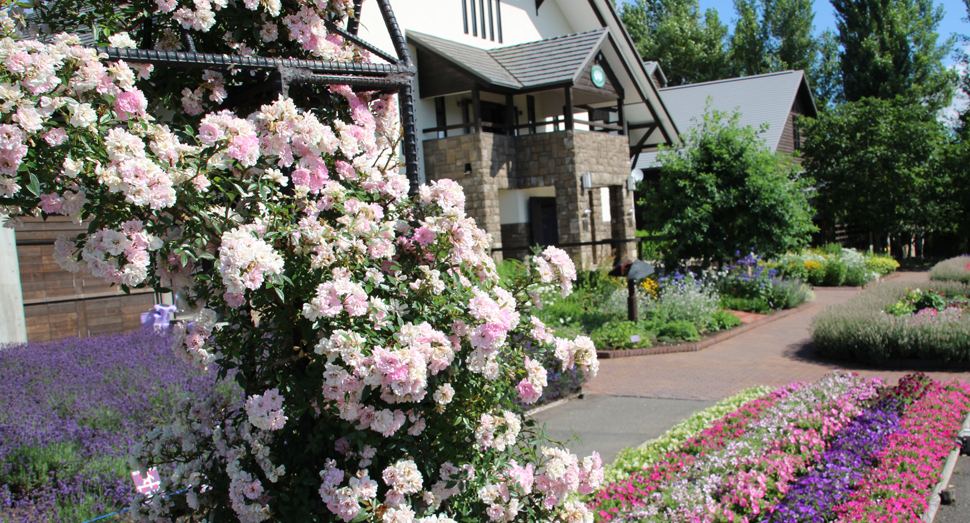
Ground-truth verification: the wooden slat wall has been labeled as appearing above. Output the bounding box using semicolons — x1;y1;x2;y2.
15;217;157;342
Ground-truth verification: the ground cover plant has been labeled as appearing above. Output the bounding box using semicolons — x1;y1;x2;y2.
811;281;970;363
0;5;605;522
588;372;970;523
0;329;229;522
930;255;970;283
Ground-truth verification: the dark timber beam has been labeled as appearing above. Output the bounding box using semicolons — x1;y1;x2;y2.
472;85;482;134
564;86;574;131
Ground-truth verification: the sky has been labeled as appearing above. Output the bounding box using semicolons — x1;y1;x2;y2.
617;0;970;66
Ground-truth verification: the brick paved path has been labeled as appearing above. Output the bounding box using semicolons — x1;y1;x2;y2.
585;270;970;401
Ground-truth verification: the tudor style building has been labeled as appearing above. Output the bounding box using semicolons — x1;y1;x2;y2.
359;0;681;268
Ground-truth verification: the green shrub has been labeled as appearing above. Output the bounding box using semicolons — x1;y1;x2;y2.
822;260;848;286
844;264;870;286
604;385;774;484
810;281;970;363
720;296;770;314
818;242;844;255
767;278;814;309
930;256;970;283
654;320;700;342
866;255;900;275
710;310;742;331
590;321;653;350
657;275;719;332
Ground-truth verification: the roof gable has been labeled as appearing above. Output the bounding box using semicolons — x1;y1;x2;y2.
634;70;816;169
408;29;609;92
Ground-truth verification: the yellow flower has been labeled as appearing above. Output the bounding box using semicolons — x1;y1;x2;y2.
640;277;659;299
804;260;823;271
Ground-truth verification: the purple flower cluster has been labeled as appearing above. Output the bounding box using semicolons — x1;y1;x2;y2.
0;328;228;522
764;398;902;522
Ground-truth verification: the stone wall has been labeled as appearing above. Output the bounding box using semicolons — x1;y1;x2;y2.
500;223;532;260
424;130;637;269
423;133;513;261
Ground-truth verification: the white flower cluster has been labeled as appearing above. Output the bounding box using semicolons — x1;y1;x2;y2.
534;246;578;297
218;226;285;308
475;411;522;452
244;388;287;431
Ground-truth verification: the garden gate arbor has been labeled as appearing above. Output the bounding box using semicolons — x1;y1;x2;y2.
97;0;419;191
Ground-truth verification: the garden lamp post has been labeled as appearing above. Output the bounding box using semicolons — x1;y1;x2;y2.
626;260;654;322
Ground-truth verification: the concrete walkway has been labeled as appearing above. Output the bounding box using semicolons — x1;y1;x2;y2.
531;270;970;463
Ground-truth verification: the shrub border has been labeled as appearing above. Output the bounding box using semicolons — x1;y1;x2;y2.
596;301;815;359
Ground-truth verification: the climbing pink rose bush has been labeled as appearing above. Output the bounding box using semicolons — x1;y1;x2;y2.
0;3;601;522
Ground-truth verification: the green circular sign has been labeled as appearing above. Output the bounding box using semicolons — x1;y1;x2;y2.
591;64;607;88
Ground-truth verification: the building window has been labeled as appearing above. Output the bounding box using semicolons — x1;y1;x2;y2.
464;0;502;42
792;115;801;151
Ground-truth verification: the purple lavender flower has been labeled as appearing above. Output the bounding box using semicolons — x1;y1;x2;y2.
0;328;229;522
764;398;902;522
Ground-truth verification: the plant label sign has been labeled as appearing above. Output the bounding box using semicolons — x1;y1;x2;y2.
630;335;641;343
132;468;161;495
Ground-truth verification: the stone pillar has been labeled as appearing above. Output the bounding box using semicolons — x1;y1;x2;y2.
610;184;637;261
0;226;27;344
422;133;514;263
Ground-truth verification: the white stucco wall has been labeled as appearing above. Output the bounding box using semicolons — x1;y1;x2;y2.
498;187;556;224
0;227;26;345
358;1;584;183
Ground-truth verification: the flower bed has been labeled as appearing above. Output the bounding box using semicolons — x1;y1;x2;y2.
930;255;970;283
0;329;230;522
775;246;898;287
811;281;970;363
589;373;970;523
605;386;774;485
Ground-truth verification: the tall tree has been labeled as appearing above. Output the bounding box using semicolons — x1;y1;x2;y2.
833;0;954;108
810;29;843;108
801;97;952;244
640;106;816;268
729;0;768;77
763;0;816;72
621;0;730;85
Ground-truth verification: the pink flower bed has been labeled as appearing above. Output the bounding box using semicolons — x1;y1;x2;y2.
592;372;879;522
832;381;970;522
590;391;785;520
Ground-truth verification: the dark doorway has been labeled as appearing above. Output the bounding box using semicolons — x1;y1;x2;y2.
529;197;559;246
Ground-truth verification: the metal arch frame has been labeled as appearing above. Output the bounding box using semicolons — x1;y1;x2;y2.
95;0;419;192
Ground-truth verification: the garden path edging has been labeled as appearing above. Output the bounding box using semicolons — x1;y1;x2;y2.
923;412;970;523
595;301;816;359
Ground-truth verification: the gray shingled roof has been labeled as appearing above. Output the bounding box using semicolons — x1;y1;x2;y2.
407;28;608;90
634;70;813;170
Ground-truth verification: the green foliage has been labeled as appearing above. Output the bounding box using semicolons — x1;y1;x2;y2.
655;274;720;331
603;385;774;485
866;255;900;276
710;310;743;331
590;321;653;350
930;256;970;283
653;320;700;342
810;281;970;363
832;0;954;108
720;296;770;314
641;106;816;267
619;0;729;85
766;278;814;309
822;260;847;286
801;97;954;239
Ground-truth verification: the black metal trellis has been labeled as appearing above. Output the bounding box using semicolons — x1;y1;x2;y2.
94;0;419;192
